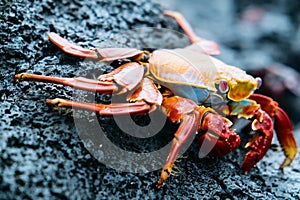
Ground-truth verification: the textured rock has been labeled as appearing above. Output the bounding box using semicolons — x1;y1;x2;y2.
1;0;299;199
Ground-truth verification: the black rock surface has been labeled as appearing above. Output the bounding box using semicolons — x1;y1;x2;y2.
1;0;299;199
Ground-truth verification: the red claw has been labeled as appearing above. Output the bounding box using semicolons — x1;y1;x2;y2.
250;94;298;169
198;113;241;157
241;109;273;173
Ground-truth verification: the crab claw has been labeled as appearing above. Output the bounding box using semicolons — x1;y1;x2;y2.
241;109;273;173
249;94;298;169
198;113;241;158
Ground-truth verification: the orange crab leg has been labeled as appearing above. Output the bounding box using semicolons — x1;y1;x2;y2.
48;32;145;61
164;10;220;55
274;107;297;168
15;73;118;93
48;32;98;59
99;62;145;94
15;62;146;94
249;94;298;168
127;78;163;107
45;78;161;115
156;96;198;189
156;96;239;188
156;113;197;189
46;98;150;115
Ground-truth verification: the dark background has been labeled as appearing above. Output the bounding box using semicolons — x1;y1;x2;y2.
1;0;299;199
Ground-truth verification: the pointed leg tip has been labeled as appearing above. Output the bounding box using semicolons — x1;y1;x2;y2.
155;175;168;190
46;98;57;105
155;181;164;190
48;32;56;37
14;73;21;81
279;157;294;169
14;73;29;82
48;32;63;43
241;166;251;174
46;98;64;106
197;40;221;56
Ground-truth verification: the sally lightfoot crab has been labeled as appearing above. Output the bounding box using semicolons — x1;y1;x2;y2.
15;11;297;188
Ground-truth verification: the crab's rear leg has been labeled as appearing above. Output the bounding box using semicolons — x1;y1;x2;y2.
15;73;118;93
47;78;162;116
164;10;220;55
46;98;151;115
48;32;146;61
15;62;145;95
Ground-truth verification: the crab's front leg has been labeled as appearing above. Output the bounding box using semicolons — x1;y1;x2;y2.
156;96;240;188
15;60;146;94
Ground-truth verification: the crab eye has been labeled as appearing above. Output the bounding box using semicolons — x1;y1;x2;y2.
219;80;228;93
256;77;262;89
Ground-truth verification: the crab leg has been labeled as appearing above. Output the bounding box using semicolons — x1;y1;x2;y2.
15;73;118;93
48;32;98;59
48;32;145;61
46;98;150;115
47;78;161;115
163;10;220;55
249;94;298;169
156;96;238;188
15;61;146;95
198;113;240;158
156;96;198;189
46;78;162;115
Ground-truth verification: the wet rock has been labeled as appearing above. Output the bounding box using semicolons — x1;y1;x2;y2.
1;0;299;199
